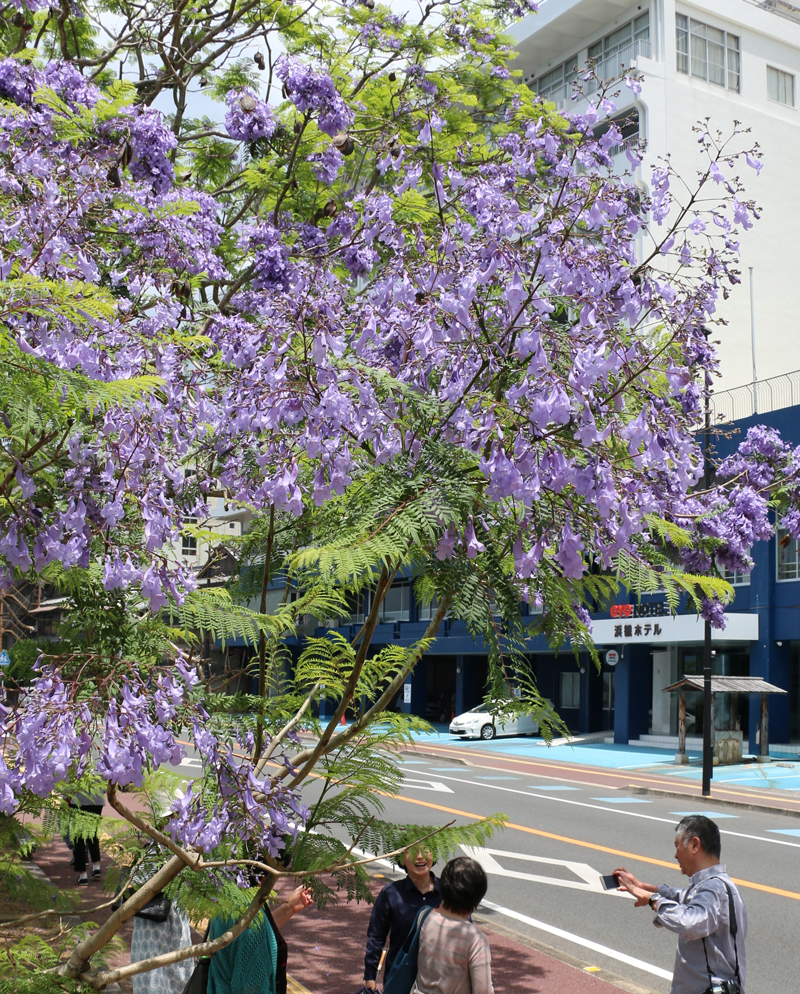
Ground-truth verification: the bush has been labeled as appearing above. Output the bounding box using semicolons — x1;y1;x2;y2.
6;641;70;688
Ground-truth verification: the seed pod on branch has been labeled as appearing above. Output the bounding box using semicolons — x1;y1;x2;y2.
239;95;257;113
331;132;355;156
254;52;265;70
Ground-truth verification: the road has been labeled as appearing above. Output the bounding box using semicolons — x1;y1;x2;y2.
169;740;800;994
369;746;800;994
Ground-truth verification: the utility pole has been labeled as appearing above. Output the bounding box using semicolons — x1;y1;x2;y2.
702;327;713;797
749;267;758;414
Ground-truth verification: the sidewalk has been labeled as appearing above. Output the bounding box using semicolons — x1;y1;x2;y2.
276;875;656;994
24;837;652;994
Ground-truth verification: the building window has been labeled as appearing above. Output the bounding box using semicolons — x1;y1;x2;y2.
718;552;751;586
588;11;650;83
531;55;578;104
380;583;410;623
560;671;580;709
352;584;411;624
676;15;739;92
721;565;751;586
182;518;197;557
594;109;640;157
778;528;800;581
768;66;795;106
603;672;615;711
418;594;441;622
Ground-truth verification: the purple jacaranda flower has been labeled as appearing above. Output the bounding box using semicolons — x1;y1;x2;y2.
127;107;177;196
435;525;458;561
225;89;277;142
308;144;344;185
700;597;727;630
463;517;485;559
275;55;354;137
745;152;763;175
555;522;585;579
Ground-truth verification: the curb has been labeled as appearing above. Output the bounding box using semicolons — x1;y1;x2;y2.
404;745;474;767
628;784;800;817
471;909;661;994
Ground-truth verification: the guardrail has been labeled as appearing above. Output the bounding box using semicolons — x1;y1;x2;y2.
710;369;800;422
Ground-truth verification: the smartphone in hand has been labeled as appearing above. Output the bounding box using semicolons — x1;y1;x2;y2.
601;873;620;890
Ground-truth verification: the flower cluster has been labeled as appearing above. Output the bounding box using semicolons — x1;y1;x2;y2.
127;106;178;196
307;144;344;185
225;88;277;143
275;55;354;136
0;654;309;855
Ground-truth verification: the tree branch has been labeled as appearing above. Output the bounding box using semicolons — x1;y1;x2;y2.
86;873;277;989
106;783;201;870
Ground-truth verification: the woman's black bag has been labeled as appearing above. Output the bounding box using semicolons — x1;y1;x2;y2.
181;956;211;994
179;924;212;994
111;888;171;923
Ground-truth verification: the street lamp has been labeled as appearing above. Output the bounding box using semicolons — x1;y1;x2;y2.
702;326;713;797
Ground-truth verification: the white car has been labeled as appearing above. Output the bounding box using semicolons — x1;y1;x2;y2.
449;702;539;741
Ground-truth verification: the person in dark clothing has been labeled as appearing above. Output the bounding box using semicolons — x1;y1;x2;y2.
70;791;105;884
363;849;442;990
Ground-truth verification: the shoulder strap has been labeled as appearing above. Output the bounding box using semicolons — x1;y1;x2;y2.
722;882;741;983
700;878;741;986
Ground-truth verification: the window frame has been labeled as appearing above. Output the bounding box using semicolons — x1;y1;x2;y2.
777;528;800;582
676;13;740;93
181;518;198;557
531;54;578;103
351;583;411;624
560;670;581;710
767;65;796;107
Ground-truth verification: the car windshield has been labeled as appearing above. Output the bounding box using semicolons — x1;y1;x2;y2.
469;704;489;713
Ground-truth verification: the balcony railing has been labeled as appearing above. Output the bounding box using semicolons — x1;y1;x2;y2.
710;369;800;422
587;38;652;92
743;0;800;25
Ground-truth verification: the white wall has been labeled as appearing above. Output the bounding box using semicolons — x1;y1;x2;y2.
514;0;800;390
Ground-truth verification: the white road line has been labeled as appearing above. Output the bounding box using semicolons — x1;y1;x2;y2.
480;899;674;982
400;770;800;850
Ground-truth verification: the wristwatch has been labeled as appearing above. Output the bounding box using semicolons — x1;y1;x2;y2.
648;893;659;911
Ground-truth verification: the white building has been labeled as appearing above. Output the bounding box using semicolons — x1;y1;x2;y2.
511;0;800;390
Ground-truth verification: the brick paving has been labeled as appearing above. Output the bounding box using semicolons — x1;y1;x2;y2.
25;809;651;994
276;876;645;994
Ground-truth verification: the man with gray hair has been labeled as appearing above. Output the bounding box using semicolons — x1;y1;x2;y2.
614;815;746;994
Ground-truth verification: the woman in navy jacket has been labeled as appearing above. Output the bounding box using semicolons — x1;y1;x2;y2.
363;849;442;990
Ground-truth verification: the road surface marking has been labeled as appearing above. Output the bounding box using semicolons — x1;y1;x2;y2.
172;740;800;854
528;785;581;790
480;899;674;982
670;811;738;819
401;777;454;794
392;768;800;851
591;798;652;804
381;789;800;900
461;845;634;897
411;745;800;808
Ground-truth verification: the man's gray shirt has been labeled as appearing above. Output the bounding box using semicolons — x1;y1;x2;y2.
653;864;747;994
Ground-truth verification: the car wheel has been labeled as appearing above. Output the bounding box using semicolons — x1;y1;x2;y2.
480;724;495;740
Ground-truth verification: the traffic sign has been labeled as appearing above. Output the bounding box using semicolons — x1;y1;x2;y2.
605;648;620;667
0;651;10;667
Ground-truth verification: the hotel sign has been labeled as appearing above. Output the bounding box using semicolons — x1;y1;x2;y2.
587;613;759;647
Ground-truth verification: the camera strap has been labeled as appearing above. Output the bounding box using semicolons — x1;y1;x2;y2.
700;879;741;989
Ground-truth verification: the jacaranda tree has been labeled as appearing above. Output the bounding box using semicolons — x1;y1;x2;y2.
1;0;800;987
